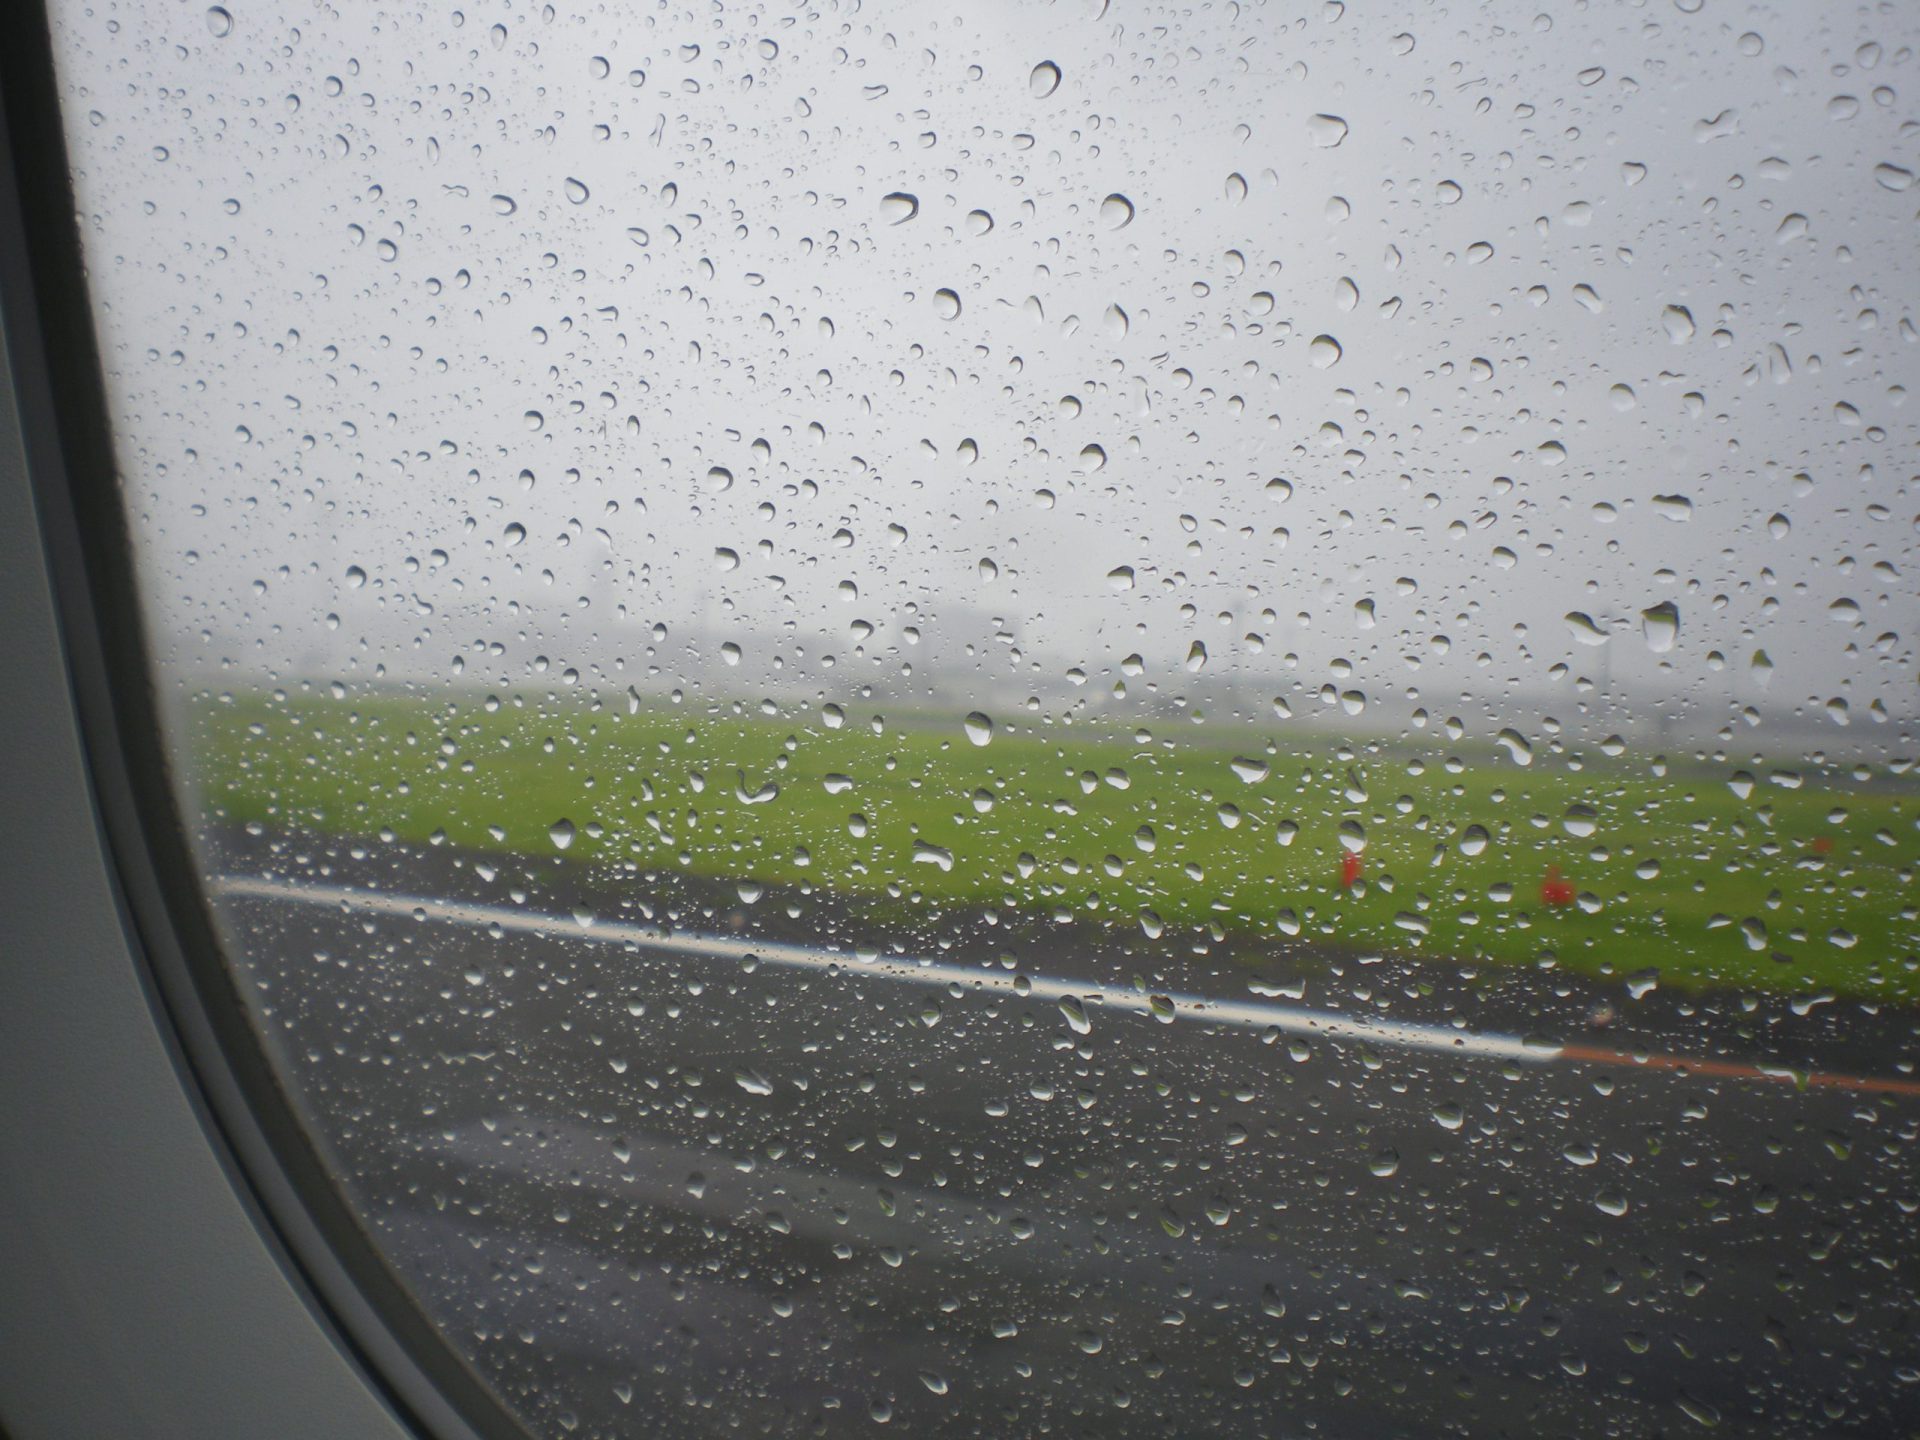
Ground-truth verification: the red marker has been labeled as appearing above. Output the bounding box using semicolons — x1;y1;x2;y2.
1541;865;1575;907
1340;850;1363;888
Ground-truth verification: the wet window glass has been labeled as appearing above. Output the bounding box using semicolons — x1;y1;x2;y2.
50;1;1920;1434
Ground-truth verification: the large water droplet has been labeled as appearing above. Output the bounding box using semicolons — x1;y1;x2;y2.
1651;493;1693;521
1495;728;1534;766
1100;193;1135;229
1564;611;1609;646
549;818;576;850
1641;601;1679;653
1029;61;1062;98
911;840;954;871
1308;114;1349;148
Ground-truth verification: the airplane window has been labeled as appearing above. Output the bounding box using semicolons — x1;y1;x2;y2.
45;1;1920;1435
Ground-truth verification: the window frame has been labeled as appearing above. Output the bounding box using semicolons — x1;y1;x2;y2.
0;7;530;1437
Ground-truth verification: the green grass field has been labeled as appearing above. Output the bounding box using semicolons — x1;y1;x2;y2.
186;688;1920;1002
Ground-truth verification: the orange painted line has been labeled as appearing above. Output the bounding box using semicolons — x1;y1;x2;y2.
1558;1041;1920;1098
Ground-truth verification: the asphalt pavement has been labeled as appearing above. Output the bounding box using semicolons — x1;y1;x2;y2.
205;828;1920;1438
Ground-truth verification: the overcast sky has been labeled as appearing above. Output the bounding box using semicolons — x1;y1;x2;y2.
49;0;1920;749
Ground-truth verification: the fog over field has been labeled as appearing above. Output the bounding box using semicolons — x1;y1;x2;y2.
51;0;1916;760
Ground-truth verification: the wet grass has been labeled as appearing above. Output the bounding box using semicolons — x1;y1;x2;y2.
188;688;1920;1002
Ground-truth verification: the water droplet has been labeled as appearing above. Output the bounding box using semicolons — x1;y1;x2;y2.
1099;193;1135;229
1641;601;1679;653
1076;444;1107;472
490;194;518;216
564;177;590;204
1148;994;1176;1024
1563;803;1598;839
1459;824;1490;857
1369;1149;1400;1178
1059;996;1092;1034
344;564;367;588
933;288;962;320
1651;493;1693;521
206;6;233;37
963;712;994;747
1107;566;1134;591
1661;305;1696;343
735;1069;774;1096
1307;114;1349;148
911;840;954;871
1185;641;1208;673
1309;334;1343;368
1564;612;1609;646
1495;728;1534;766
1029;61;1062;98
549;818;576;850
714;547;740;571
879;191;919;224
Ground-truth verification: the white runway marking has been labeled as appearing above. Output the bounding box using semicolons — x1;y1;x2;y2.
214;873;1557;1064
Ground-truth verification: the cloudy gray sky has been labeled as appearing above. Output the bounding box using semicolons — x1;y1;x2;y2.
49;0;1920;749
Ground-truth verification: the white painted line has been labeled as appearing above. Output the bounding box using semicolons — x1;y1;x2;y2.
213;873;1559;1065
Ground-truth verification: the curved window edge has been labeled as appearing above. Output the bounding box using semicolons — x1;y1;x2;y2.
0;10;532;1439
